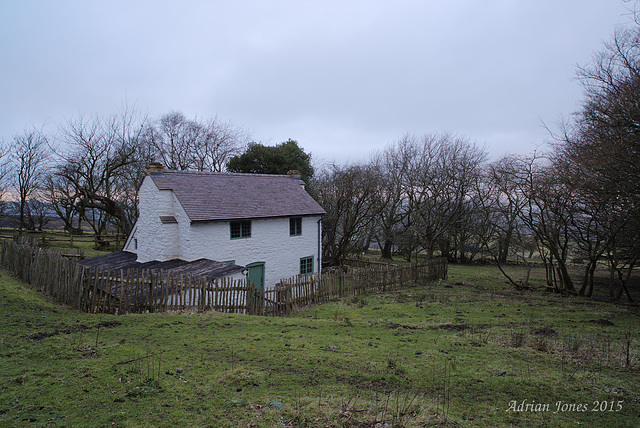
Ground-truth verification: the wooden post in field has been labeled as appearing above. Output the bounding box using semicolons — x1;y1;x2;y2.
89;267;99;313
198;276;204;312
126;268;132;314
96;268;105;313
148;269;154;313
246;279;253;315
118;269;123;315
134;269;141;313
104;268;112;314
80;266;87;312
179;273;185;310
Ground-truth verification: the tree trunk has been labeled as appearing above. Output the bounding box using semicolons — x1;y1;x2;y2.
498;226;513;264
579;261;596;296
381;239;393;259
19;199;26;232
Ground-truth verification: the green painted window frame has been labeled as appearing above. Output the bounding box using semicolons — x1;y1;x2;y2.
300;256;314;275
230;220;251;239
290;217;302;236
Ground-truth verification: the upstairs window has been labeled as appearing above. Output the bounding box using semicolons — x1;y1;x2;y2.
300;256;314;275
290;217;302;236
230;220;251;239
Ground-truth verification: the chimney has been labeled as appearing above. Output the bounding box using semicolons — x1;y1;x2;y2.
287;170;302;180
288;170;305;189
145;162;164;176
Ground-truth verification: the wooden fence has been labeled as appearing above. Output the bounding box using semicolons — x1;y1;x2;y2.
0;240;258;315
0;239;447;316
267;257;448;315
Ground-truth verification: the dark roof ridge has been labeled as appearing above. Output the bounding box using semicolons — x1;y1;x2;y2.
162;169;294;178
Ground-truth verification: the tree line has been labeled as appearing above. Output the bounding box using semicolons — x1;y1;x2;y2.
2;20;638;301
1;109;315;241
0;110;247;236
312;23;640;301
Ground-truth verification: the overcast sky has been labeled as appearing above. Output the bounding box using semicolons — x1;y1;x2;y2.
0;0;634;166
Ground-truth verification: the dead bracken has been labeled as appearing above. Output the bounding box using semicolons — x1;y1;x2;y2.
530;327;558;337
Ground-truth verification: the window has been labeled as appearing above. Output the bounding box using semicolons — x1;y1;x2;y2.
230;221;251;239
290;217;302;236
300;256;314;275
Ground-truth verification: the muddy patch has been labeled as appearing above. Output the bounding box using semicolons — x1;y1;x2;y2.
25;331;58;341
588;319;614;327
437;324;470;332
24;322;112;341
97;320;122;328
387;322;419;330
64;324;89;333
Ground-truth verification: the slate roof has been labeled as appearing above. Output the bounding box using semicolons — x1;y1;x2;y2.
150;170;326;222
78;251;245;280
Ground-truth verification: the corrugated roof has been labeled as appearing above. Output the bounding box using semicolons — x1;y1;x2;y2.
150;170;326;222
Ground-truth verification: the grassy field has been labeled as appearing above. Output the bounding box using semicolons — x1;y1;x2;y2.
0;260;638;427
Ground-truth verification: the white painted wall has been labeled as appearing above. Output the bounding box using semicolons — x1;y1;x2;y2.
136;176;189;263
134;175;323;288
122;223;138;253
182;215;322;288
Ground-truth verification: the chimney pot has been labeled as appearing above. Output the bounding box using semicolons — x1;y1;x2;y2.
146;162;164;176
288;170;305;189
287;170;302;180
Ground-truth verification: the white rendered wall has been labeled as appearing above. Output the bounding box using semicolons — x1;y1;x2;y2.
182;216;322;288
136;177;187;263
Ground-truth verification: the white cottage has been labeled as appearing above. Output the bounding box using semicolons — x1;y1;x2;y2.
123;163;326;290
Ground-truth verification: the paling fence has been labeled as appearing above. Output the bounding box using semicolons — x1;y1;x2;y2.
269;257;448;315
0;240;252;315
0;239;447;316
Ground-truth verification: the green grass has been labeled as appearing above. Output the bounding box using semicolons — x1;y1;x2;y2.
0;264;639;427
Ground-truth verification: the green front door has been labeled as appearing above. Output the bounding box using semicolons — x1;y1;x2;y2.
246;262;265;309
246;262;265;290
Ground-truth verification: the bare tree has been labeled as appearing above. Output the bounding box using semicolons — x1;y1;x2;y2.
193;115;249;171
370;139;414;260
403;133;487;259
54;107;150;237
150;111;200;170
24;199;51;231
448;196;487;263
550;24;640;300
312;163;381;266
483;157;526;263
513;154;577;293
10;129;50;232
474;155;538;288
149;112;247;171
0;140;12;212
43;171;82;233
